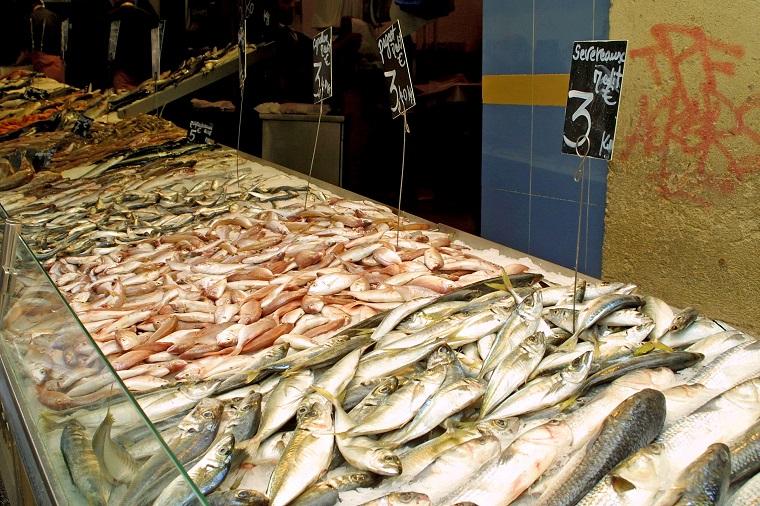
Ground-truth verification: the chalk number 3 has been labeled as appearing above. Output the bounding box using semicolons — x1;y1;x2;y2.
384;69;400;113
563;90;593;148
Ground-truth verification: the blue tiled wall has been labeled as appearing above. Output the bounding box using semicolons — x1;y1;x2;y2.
481;0;610;277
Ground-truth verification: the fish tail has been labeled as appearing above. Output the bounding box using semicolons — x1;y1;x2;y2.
557;334;579;351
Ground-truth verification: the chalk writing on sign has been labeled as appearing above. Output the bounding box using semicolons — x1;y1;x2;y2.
313;27;333;102
562;40;628;160
377;21;416;118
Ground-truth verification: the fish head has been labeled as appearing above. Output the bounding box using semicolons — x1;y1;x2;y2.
562;350;594;383
179;397;224;432
476;416;521;439
366;448;402;476
517;291;543;319
523;332;547;354
235;392;263;414
372;376;401;397
213;433;236;461
613;443;666;494
384;492;431;505
718;376;760;411
298;396;333;431
225;489;268;505
426;344;456;369
180;380;222;399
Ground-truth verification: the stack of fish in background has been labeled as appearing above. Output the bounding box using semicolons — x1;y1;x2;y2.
1;70;760;506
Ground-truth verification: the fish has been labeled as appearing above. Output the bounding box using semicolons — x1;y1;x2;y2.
659;318;726;348
485;350;593;420
246;369;313;450
153;434;235;506
727;470;760;506
206;489;270;506
291;471;378;506
92;408;139;484
581;378;760;505
60;420;108;505
479;292;542;376
381;378;485;447
583;351;704;391
406;434;502;502
348;376;401;424
480;332;546;417
121;398;223;505
266;393;335;506
397;417;521;482
642;295;674;341
371;297;437;342
653;443;731;506
347;365;446;437
537;389;666;506
224;391;262;442
316;386;402;476
729;420;760;483
358;492;431;506
687;340;760;391
440;420;574;506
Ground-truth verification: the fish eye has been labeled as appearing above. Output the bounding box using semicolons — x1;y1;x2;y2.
399;493;416;502
383;455;396;462
237;491;251;498
202;410;215;419
187;427;198;433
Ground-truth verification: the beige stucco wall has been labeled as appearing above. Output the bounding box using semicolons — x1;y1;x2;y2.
605;0;760;333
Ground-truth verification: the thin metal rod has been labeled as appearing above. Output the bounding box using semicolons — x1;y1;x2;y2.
396;113;409;247
235;90;245;192
572;156;587;332
304;99;324;209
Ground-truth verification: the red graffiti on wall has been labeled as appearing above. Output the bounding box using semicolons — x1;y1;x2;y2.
619;24;760;205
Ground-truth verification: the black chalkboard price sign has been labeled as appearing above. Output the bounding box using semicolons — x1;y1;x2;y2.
187;121;214;144
561;40;628;160
377;21;416;119
312;27;333;103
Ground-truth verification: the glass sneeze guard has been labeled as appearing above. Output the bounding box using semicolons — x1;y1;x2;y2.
0;218;208;506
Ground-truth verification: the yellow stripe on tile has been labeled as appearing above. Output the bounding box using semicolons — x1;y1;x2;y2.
482;74;570;107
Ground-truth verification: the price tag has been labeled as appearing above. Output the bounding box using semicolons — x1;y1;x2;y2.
377;21;416;119
108;20;120;62
61;20;70;60
187;121;214;144
151;26;161;80
312;27;333;103
72;113;93;138
245;0;255;19
561;40;628;160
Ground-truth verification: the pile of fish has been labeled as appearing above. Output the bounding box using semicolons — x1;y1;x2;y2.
107;44;257;111
24;188;518;403
38;274;760;505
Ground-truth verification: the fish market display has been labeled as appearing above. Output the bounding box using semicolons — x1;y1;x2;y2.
17;270;756;505
1;74;759;506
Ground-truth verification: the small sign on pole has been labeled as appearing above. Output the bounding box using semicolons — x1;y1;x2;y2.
187;121;214;144
377;20;416;119
561;40;628;160
312;27;333;103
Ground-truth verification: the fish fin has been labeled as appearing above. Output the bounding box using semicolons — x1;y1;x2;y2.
485;282;506;291
633;342;656;356
610;476;636;493
557;335;578;352
311;385;339;406
557;395;578;412
651;342;674;353
245;368;263;382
